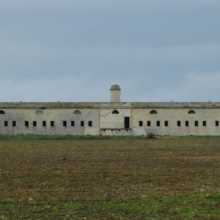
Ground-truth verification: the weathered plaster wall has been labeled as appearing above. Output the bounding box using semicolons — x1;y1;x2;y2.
132;108;220;136
0;108;100;135
1;102;220;136
100;108;131;129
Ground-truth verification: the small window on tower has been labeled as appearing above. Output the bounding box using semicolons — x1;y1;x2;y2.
165;121;168;127
63;121;67;127
203;121;207;126
71;121;75;126
147;121;151;127
33;121;37;127
51;121;55;127
12;121;16;127
81;121;84;127
216;121;219;127
185;121;189;127
139;121;143;127
25;121;29;127
43;121;46;127
177;121;181;127
4;121;8;127
195;121;199;127
157;121;160;127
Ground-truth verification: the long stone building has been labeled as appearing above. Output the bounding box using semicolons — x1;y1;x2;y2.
0;84;220;136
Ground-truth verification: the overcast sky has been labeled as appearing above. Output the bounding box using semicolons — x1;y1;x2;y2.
0;0;220;102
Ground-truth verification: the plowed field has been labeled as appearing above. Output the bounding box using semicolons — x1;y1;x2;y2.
0;139;220;219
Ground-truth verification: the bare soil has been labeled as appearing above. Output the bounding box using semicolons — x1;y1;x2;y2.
0;139;220;219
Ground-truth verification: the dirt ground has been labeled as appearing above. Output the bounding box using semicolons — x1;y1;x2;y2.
0;138;220;219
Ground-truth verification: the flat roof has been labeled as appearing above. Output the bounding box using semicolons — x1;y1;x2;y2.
0;102;220;109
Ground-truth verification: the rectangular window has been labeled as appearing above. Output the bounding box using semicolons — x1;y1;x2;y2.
139;121;143;127
177;121;181;127
165;121;168;127
33;121;37;127
195;121;198;127
157;121;160;127
81;121;84;127
71;121;75;126
43;121;46;127
203;121;207;126
12;121;16;127
185;121;189;127
51;121;55;127
147;121;151;127
4;121;8;127
88;121;93;127
25;121;29;127
63;121;67;127
216;121;219;127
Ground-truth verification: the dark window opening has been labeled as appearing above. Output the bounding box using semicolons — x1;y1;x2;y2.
139;121;143;127
157;121;160;127
63;121;67;127
124;117;130;129
185;121;189;127
0;110;5;114
25;121;29;127
36;110;43;115
12;121;16;127
177;121;181;127
88;121;92;127
33;121;37;127
216;121;219;127
203;121;207;126
74;110;81;114
147;121;151;127
4;121;8;127
71;121;75;126
188;110;196;114
195;121;199;127
112;110;119;114
81;121;84;127
165;121;168;127
150;110;157;114
51;121;55;127
43;121;46;127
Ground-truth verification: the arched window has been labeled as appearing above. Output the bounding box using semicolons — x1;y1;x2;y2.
74;110;81;115
0;110;5;114
112;110;119;114
36;110;43;114
188;110;196;114
150;110;157;114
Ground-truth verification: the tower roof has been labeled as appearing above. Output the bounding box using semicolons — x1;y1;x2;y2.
110;84;121;90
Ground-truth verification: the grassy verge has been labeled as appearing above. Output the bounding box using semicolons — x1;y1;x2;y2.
1;195;220;219
0;134;220;140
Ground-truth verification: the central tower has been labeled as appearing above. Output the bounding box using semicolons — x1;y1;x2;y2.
110;84;121;102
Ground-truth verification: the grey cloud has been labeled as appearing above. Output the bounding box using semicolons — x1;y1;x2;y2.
0;0;220;102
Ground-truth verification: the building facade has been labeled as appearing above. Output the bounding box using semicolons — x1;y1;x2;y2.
0;84;220;136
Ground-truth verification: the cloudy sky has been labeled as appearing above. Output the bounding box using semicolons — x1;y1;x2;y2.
0;0;220;102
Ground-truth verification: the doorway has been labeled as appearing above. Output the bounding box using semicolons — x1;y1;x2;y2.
124;117;130;129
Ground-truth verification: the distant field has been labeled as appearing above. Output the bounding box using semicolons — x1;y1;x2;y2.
0;139;220;219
